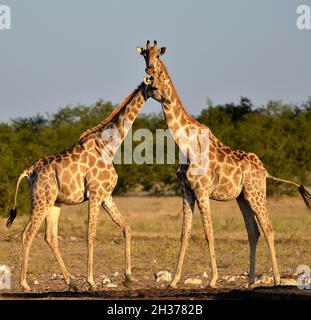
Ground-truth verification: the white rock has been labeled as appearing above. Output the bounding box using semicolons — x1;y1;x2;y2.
51;273;57;279
34;280;39;285
222;275;230;281
184;278;202;285
202;272;208;278
106;283;117;288
102;277;111;285
228;276;236;282
113;272;119;277
155;271;172;282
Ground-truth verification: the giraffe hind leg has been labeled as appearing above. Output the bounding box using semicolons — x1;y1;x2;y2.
237;194;260;286
102;196;133;287
20;206;50;291
243;185;280;286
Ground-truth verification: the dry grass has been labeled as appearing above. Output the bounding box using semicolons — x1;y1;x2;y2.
0;196;310;292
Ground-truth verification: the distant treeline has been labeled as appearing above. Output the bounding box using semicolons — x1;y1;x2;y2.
1;97;311;214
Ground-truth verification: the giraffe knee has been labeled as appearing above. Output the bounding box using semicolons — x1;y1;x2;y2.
21;228;32;245
180;227;191;241
88;231;96;243
21;230;27;244
45;232;57;247
266;223;274;236
123;224;131;238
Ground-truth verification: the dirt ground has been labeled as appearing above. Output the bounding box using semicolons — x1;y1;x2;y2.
1;196;311;300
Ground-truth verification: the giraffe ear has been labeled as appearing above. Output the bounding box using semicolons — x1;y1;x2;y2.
136;47;144;55
159;47;166;55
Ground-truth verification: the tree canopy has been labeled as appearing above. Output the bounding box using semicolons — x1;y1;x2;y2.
1;97;310;215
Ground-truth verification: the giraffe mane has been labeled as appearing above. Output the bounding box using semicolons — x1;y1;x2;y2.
78;87;141;141
159;60;206;129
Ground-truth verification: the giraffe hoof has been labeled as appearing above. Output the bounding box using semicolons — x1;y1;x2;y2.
68;277;78;292
274;279;281;286
88;285;98;292
209;280;218;288
167;282;177;289
21;284;31;292
123;274;137;288
246;278;256;289
247;283;256;289
246;281;255;289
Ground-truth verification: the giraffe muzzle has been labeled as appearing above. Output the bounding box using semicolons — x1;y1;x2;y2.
145;67;154;75
143;76;152;85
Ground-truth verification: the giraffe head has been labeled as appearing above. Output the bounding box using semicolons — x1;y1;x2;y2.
137;40;170;103
136;40;166;75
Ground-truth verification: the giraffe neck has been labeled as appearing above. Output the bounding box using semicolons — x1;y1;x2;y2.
157;61;218;155
79;82;148;156
159;60;206;131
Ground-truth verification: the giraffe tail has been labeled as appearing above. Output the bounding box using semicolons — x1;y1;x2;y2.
267;173;311;210
7;169;29;228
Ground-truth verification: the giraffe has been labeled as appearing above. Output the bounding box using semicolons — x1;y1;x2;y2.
6;81;151;292
137;40;311;288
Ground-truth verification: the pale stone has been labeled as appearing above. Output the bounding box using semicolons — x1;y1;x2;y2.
102;277;111;285
155;271;172;282
228;276;236;282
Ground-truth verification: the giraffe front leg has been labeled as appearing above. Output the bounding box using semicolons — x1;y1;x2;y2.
196;196;218;288
45;205;77;291
102;196;133;286
169;194;194;288
87;197;101;291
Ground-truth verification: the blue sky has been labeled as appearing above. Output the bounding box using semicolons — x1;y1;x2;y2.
0;0;310;122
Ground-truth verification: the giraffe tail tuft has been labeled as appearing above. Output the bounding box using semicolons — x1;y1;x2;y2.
298;185;311;210
6;208;17;228
6;169;29;228
267;173;311;210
